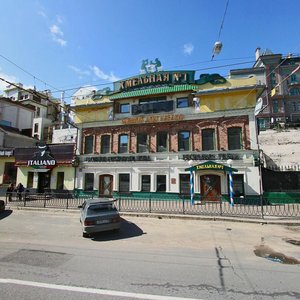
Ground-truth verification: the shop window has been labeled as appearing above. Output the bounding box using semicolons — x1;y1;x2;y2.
137;133;148;153
3;162;17;184
179;174;190;195
228;127;242;150
141;175;151;192
27;172;34;188
272;100;279;113
118;134;128;153
156;175;166;192
119;174;130;192
176;97;189;108
56;172;64;190
178;131;190;151
84;173;94;191
84;135;94;154
202;128;215;151
227;174;244;197
157;131;168;152
101;135;110;154
120;103;130;113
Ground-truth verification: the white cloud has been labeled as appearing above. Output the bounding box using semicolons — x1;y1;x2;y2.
68;65;90;77
91;66;120;82
183;43;194;56
0;72;18;93
50;24;67;47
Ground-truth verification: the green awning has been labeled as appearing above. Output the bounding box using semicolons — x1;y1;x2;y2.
185;160;238;172
109;84;199;100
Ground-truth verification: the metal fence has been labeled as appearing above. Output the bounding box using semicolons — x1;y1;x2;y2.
4;192;300;219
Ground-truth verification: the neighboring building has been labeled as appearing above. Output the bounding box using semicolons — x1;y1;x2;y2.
3;84;61;142
73;69;264;201
0;98;37;186
230;48;300;129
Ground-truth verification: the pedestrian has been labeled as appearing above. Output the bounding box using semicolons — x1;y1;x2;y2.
6;183;15;203
16;183;25;201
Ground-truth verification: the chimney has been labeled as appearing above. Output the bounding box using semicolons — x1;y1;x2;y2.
255;47;261;60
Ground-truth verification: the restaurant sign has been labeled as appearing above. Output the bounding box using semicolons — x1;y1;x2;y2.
27;143;56;169
114;71;195;91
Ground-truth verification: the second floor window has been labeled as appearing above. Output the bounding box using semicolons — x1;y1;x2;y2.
119;134;128;153
228;127;242;150
157;132;168;152
137;133;148;153
84;135;94;154
272;100;279;113
176;97;189;108
178;131;190;151
101;135;110;154
202;128;215;151
120;103;130;113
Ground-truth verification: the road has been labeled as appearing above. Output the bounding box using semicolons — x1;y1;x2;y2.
0;208;299;299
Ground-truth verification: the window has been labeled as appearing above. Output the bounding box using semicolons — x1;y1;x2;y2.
157;175;166;192
84;173;94;191
84;135;94;154
27;172;34;188
157;132;168;152
228;127;242;150
3;162;17;184
178;131;190;151
179;174;190;195
118;134;128;153
56;172;64;190
141;175;151;192
119;174;130;192
36;107;41;117
120;103;130;113
137;133;148;153
176;97;189;108
291;74;297;83
272;100;279;113
227;174;244;197
290;88;300;96
202;128;215;151
101;135;110;154
34;123;39;133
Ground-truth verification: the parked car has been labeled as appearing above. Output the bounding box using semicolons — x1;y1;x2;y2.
0;200;5;212
78;198;121;237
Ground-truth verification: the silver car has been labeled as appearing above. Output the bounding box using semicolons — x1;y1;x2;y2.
78;198;121;237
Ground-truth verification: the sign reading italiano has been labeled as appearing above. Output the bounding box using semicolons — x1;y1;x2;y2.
27;143;56;169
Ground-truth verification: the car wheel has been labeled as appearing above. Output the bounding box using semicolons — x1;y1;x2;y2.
82;232;89;238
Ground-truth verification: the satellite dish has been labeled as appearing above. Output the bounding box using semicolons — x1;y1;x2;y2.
254;98;263;116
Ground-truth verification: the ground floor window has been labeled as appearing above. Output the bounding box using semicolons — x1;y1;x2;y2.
27;172;34;188
227;174;244;197
179;174;190;194
141;175;151;191
56;172;64;190
84;173;94;191
156;175;166;192
3;162;17;184
119;174;130;192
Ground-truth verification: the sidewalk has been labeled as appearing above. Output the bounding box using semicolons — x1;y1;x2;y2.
4;201;300;226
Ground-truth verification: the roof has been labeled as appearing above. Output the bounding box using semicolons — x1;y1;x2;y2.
109;84;199;100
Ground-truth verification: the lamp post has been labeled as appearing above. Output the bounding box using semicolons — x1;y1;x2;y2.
188;160;194;205
227;159;234;207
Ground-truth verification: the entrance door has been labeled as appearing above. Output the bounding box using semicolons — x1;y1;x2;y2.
99;175;113;197
37;171;51;193
200;175;221;201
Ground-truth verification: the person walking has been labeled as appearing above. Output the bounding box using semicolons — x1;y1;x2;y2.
16;183;25;201
6;183;15;203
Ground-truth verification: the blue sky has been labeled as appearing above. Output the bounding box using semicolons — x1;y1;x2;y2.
1;0;300;103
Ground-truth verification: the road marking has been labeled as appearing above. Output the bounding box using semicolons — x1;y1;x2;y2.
0;278;203;300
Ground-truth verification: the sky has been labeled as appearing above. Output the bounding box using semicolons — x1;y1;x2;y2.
1;0;300;103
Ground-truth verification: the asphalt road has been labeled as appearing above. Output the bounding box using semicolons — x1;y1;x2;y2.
0;208;299;300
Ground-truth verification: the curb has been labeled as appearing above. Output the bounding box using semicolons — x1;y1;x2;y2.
5;205;300;226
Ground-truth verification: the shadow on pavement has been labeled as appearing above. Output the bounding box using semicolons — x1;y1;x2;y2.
91;218;145;242
0;209;13;220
